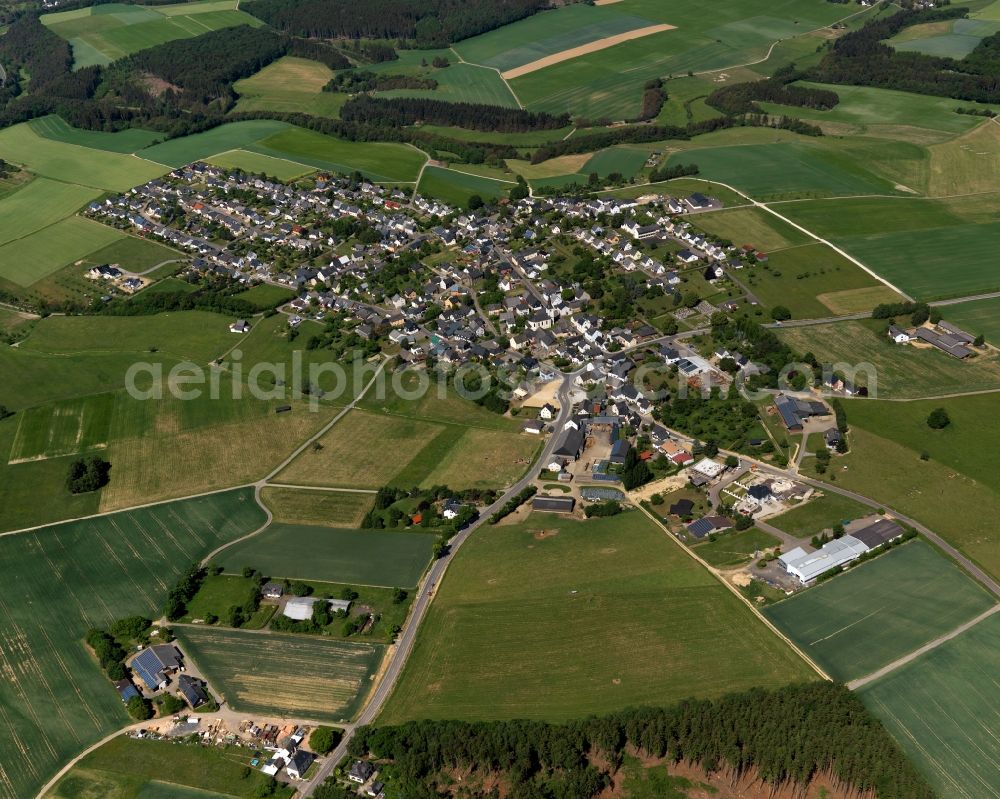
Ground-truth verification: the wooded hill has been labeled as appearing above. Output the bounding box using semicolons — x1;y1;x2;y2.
342;683;934;799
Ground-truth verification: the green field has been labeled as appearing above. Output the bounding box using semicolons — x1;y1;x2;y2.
582;145;652;178
0;216;126;287
174;626;382;721
890;17;1000;59
769;492;873;537
80;235;184;273
0;489;266;799
375;62;520;108
859;611;1000;799
8;392;115;462
233;56;345;118
179;574;274;628
693;206;810;252
691;527;780;568
765;540;996;682
417;165;514;205
206;149;316;180
137;120;291;168
245;127;427;183
215;523;436;587
380;510;814;723
939;296;1000;345
42;1;263;69
0;177;102;246
0;121;165;191
232;283;295;309
28;115;161;154
776;319;1000;398
48;735;293;799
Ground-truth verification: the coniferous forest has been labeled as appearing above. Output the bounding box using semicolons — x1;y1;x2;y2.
330;683;933;799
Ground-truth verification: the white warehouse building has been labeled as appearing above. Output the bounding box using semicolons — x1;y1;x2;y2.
779;536;869;583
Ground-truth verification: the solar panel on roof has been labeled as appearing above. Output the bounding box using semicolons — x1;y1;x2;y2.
131;649;164;690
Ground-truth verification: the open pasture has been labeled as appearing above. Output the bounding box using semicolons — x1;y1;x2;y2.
233;56;346;118
0;489;265;799
0;178;102;247
28;115;161;154
417;165;513;204
375;62;519;108
8;393;115;462
691;527;780;568
0;217;126;288
939;295;1000;345
260;486;373;528
776;319;1000;398
0;122;165;190
890;17;1000;59
769;492;872;537
379;511;814;723
175;626;383;721
582;145;652;178
247;127;426;183
926;118;1000;196
859;611;1000;799
217;523;436;587
693;206;810;252
42;0;262;68
79;235;185;273
764;540;996;682
206;149;316;180
137;120;290;168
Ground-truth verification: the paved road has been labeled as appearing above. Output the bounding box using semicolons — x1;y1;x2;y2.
300;374;576;795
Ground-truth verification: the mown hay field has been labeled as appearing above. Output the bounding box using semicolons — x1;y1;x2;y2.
380;510;814;723
233;56;346;118
0;489;265;799
764;540;996;682
175;626;383;721
260;486;374;528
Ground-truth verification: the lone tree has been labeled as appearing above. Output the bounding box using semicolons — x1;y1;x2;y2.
771;305;792;321
309;725;342;754
66;456;111;494
926;407;951;429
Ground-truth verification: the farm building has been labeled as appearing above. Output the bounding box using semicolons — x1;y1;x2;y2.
581;487;625;502
283;596;352;620
113;678;140;703
773;394;829;432
522;419;544;435
687;515;733;539
850;518;905;550
552;425;585;459
532;496;576;513
130;644;182;691
914;326;973;359
779;536;869;583
178;674;209;708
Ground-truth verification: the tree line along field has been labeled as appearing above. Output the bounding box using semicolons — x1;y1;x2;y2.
174;626;383;722
215;523;437;587
858;611;1000;799
41;0;263;69
0;489;266;799
379;510;815;724
764;540;997;682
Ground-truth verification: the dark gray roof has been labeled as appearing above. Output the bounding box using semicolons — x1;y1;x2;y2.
553;426;585;458
532;496;576;512
852;518;904;549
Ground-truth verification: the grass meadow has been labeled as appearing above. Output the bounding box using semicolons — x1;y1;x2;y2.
939;296;1000;345
233;56;345;118
379;510;814;723
137;120;291;167
28;114;161;153
42;0;262;68
0;489;265;799
776;319;1000;398
691;527;780;568
217;523;436;587
373;59;520;108
205;150;316;180
417;165;514;205
260;487;374;527
0;217;126;288
769;492;872;537
859;611;1000;799
174;626;382;721
764;540;996;682
48;736;294;799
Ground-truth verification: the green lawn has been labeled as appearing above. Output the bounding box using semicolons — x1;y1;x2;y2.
247;127;427;183
0;489;266;799
179;574;273;628
764;540;997;682
0;216;126;287
776;319;1000;399
769;492;874;537
691;527;780;567
47;735;293;799
204;149;316;181
583;145;653;178
380;510;814;723
859;611;1000;799
175;626;382;722
80;236;185;272
417;165;514;205
215;523;436;587
232;283;296;309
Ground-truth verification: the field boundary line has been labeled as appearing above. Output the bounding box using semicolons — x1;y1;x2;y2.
264;483;378;493
435;166;518;184
847;603;1000;690
634;503;832;681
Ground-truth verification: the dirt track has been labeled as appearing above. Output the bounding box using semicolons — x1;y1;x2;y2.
501;24;676;79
